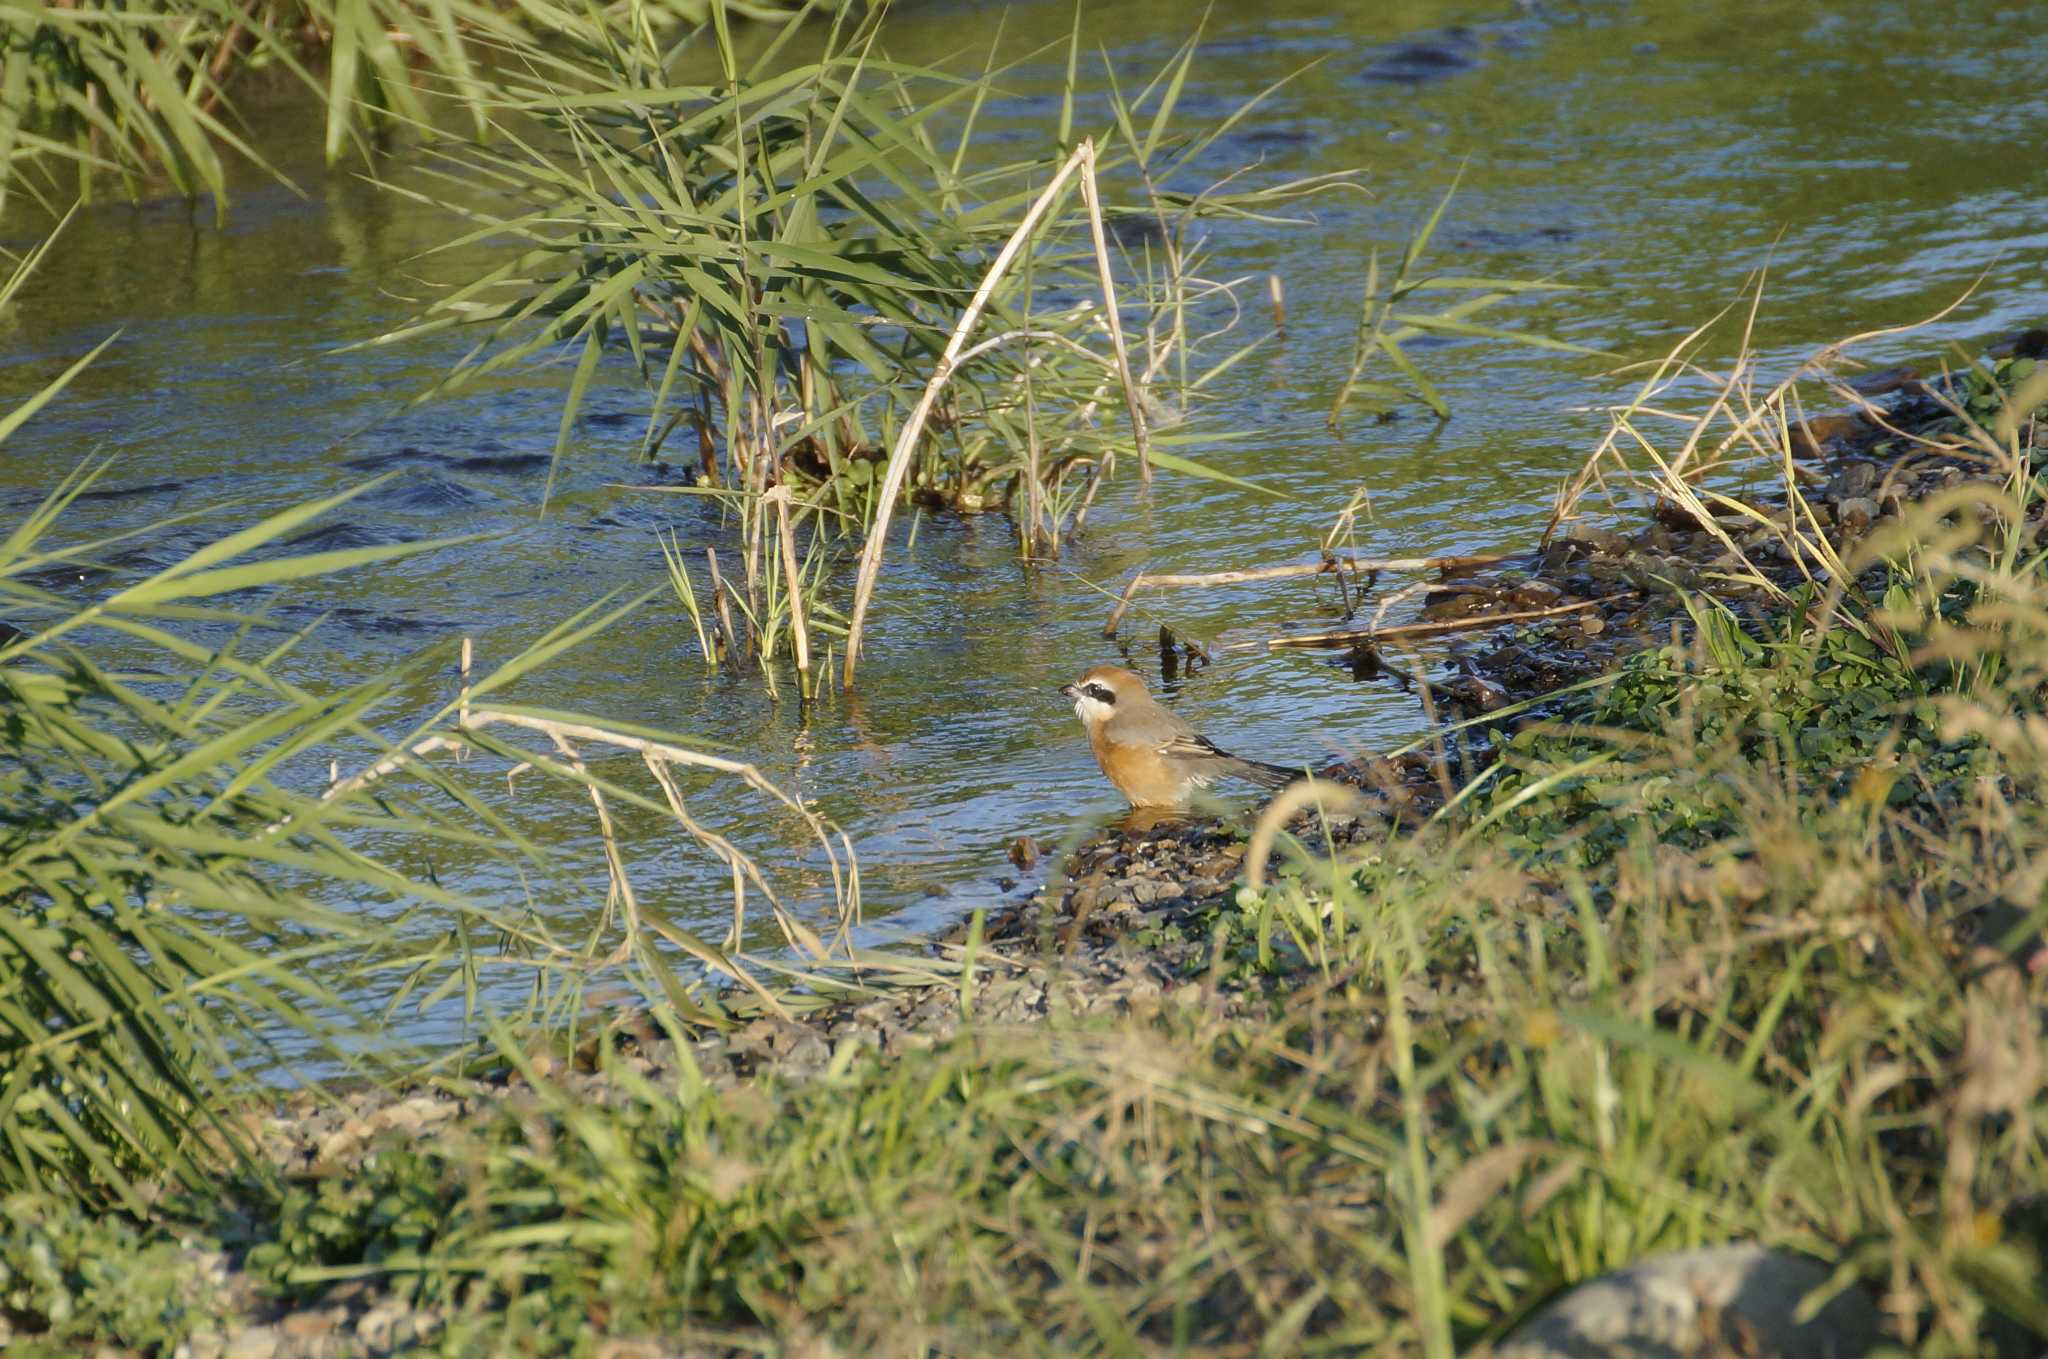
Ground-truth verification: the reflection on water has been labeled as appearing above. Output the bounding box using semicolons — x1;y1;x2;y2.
1;0;2044;1018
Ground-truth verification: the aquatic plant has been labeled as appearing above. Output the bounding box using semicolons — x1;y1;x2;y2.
1328;171;1589;428
0;0;826;215
376;9;1597;690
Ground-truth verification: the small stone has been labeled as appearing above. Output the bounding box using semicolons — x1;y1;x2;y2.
222;1326;280;1359
1008;836;1040;871
356;1301;411;1349
1824;461;1878;500
1579;615;1606;636
1421;588;1496;620
314;1124;367;1166
783;1032;829;1073
1439;677;1508;711
281;1310;341;1340
1129;878;1174;905
178;1331;227;1359
1849;364;1920;396
1563;523;1632;556
1836;496;1879;531
1496;1245;1885;1359
1789;413;1870;457
369;1095;457;1136
1507;580;1563;608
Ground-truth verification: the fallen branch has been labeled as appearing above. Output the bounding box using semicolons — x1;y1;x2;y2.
1102;552;1509;635
1246;596;1623;650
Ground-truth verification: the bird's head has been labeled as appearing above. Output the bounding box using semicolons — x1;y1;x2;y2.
1058;664;1147;731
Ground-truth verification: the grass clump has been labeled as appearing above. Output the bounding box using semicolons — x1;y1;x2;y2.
0;1192;225;1350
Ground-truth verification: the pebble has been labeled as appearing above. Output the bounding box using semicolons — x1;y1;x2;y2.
1835;496;1879;531
1562;523;1632;556
222;1326;280;1359
280;1310;342;1340
355;1300;412;1349
1421;588;1496;620
1824;461;1878;501
1507;580;1563;608
1495;1245;1885;1359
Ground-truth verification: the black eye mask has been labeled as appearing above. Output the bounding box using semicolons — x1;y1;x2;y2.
1083;683;1116;705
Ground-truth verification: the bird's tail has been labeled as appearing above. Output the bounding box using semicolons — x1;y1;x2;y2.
1234;757;1303;790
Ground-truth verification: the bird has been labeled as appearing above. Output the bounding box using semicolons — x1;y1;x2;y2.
1060;664;1298;809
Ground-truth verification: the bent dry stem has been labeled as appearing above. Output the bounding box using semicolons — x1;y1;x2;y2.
842;137;1150;690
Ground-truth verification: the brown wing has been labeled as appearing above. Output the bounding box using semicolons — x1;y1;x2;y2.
1158;732;1297;789
1158;731;1229;761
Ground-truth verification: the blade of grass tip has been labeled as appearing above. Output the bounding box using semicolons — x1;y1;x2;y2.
1375;333;1450;419
949;13;1008;191
461;586;666;706
1097;49;1144;167
1328;249;1383;426
546;324;615;511
116;534;494;609
1057;0;1081;150
0;332;120;446
0;200;80;309
1142;17;1207;163
1144;449;1285;498
1401;162;1467;279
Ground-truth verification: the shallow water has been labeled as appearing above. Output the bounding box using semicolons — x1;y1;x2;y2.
2;0;2044;1023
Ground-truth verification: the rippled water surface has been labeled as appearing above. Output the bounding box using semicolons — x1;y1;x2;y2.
3;0;2044;1008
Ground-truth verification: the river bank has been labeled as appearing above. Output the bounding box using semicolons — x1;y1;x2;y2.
10;324;2044;1357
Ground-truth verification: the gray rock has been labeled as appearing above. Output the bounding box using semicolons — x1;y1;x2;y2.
355;1299;412;1350
1835;496;1879;531
1564;523;1633;557
178;1331;228;1359
1824;461;1878;501
223;1326;281;1359
1495;1245;1886;1359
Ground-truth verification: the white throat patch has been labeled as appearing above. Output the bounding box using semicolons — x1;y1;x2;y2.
1071;692;1115;728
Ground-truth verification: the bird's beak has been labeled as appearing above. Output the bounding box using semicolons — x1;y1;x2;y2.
1058;682;1078;700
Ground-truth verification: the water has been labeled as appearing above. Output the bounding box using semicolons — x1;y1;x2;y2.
3;0;2044;1016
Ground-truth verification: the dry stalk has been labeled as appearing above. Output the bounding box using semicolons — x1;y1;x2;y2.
765;485;812;697
1243;780;1380;893
843;138;1151;689
1245;597;1618;651
1078;149;1153;481
1101;552;1508;635
1546;280;1987;549
545;729;641;960
706;546;743;661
